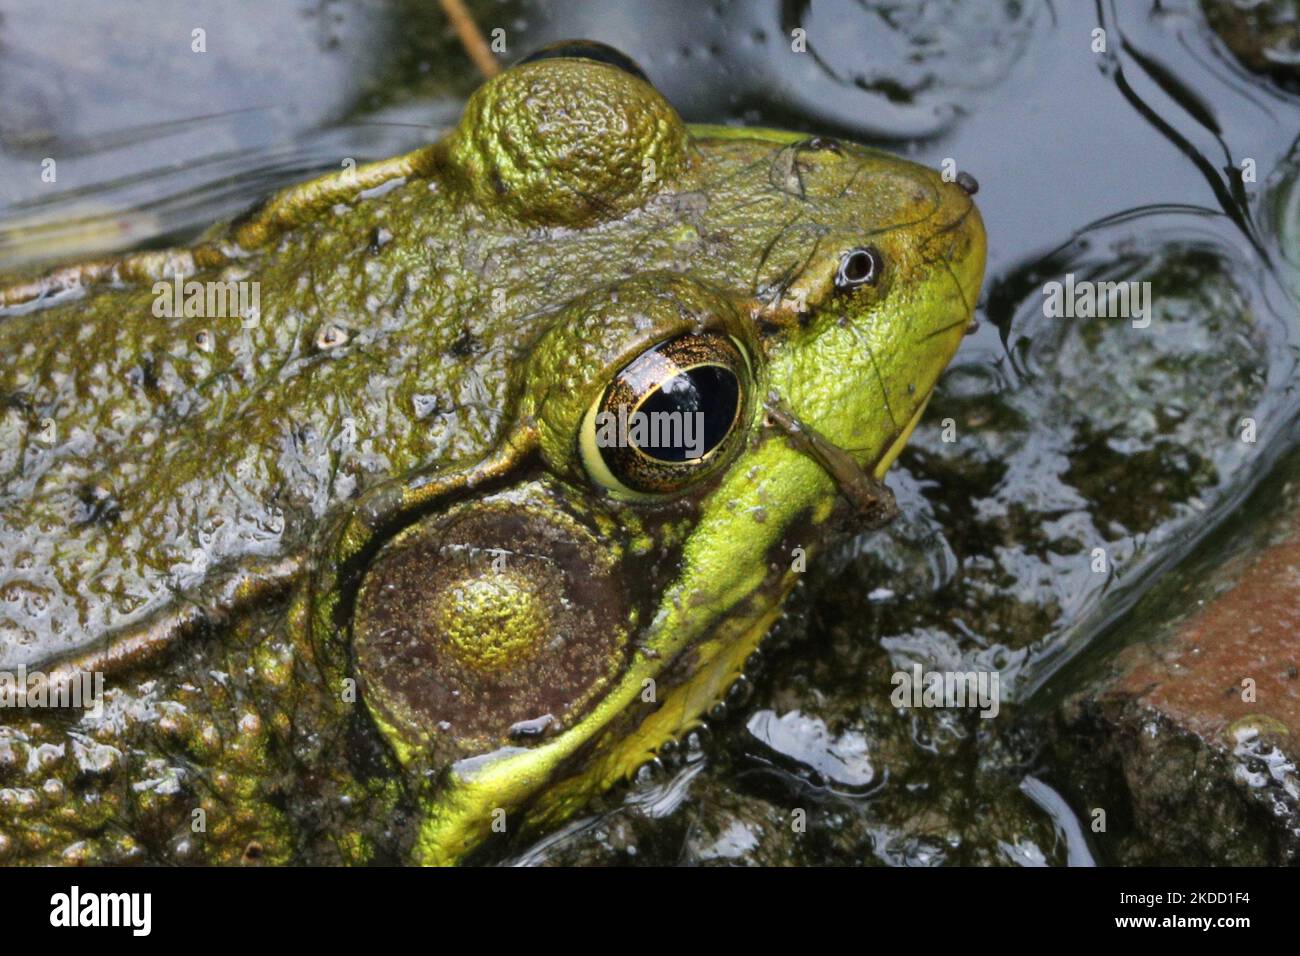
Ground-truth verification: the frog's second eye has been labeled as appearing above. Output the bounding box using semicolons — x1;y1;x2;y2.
581;333;750;496
517;40;651;85
835;246;883;291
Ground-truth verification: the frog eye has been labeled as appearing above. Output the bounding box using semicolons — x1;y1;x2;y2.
835;246;883;291
517;40;651;85
580;333;751;496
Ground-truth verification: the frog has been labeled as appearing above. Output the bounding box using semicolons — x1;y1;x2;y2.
0;41;985;865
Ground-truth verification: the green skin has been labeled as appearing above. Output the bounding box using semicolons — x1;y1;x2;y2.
0;56;984;864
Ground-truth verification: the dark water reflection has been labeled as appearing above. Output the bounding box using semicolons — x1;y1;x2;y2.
2;0;1297;865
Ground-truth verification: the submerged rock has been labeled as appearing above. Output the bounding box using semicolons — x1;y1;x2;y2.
1050;456;1300;865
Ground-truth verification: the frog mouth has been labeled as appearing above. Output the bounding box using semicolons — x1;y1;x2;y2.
873;392;933;478
596;576;797;777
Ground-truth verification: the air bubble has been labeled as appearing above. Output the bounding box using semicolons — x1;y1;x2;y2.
635;758;665;784
725;675;753;709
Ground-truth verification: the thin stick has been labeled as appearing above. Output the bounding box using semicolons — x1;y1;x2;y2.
438;0;501;78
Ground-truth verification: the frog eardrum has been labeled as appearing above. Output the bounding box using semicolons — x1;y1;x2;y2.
352;487;630;763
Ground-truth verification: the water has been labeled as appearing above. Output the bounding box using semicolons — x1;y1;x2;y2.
2;0;1297;865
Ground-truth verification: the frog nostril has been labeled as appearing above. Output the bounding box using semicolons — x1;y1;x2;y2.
955;170;980;196
835;246;883;291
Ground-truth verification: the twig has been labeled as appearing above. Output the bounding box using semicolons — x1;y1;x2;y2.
438;0;501;78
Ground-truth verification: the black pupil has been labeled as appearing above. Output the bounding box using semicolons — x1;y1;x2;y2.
637;365;739;463
843;250;874;283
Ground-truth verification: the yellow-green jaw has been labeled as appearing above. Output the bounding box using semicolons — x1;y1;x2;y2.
301;44;986;864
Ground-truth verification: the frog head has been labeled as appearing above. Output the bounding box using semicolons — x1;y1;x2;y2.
306;42;985;863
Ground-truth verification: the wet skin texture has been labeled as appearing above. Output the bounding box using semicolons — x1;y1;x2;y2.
0;48;984;864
